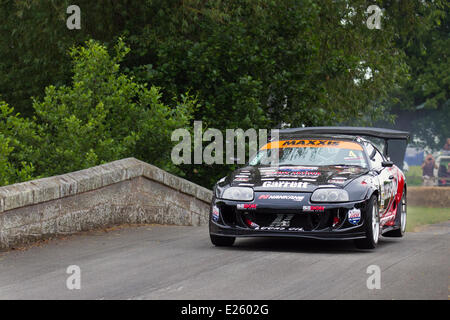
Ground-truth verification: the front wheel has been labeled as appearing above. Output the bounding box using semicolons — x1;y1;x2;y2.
354;195;380;249
210;234;235;247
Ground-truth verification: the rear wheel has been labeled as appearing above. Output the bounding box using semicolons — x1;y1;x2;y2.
383;191;407;237
354;195;380;249
210;234;235;247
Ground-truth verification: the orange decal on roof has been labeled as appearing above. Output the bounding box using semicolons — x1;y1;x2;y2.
261;140;363;151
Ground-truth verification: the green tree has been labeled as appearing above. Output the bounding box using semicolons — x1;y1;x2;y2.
0;39;194;186
382;1;449;150
0;101;36;185
0;0;152;115
0;0;429;124
31;38;194;177
129;0;415;185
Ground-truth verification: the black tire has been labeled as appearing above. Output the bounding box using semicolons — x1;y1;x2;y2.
383;190;407;237
354;195;380;249
210;234;235;247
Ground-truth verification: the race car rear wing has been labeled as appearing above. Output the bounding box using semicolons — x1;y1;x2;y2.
276;126;410;170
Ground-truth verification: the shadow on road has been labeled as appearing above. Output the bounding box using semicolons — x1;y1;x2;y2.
216;236;399;254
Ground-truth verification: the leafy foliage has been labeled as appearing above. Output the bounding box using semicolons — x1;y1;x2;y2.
379;1;449;150
0;39;194;186
128;0;415;185
0;102;36;185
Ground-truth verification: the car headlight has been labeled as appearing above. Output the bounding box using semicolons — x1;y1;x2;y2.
311;188;349;202
222;187;254;201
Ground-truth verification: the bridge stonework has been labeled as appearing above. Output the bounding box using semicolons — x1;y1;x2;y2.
0;158;212;249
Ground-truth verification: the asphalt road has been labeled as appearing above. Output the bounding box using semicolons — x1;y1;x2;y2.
0;222;448;300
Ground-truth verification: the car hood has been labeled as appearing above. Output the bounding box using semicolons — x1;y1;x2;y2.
228;165;368;192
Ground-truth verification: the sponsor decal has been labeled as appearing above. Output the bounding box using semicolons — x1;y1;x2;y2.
344;150;364;161
275;167;321;177
303;205;325;212
254;226;304;231
282;140;339;147
348;208;361;225
234;177;249;181
280;166;318;170
255;226;285;231
261;140;363;151
380;214;396;224
258;194;305;201
260;167;321;178
236;203;257;210
328;178;347;184
276;170;321;177
212;206;220;221
288;227;304;231
262;181;308;188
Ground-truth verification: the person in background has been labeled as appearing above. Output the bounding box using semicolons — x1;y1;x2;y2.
421;154;437;186
443;138;450;151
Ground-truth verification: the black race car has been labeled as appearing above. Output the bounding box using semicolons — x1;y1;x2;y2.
209;127;409;249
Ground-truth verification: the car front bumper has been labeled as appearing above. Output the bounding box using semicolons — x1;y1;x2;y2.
209;194;369;240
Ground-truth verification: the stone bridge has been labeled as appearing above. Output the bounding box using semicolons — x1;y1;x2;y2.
0;158;212;249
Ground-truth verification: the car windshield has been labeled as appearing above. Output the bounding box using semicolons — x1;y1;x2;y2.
249;139;368;168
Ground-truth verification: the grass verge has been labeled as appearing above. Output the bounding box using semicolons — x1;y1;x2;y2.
405;165;423;186
406;206;450;232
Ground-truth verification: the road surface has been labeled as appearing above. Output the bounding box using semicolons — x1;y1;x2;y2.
0;222;448;299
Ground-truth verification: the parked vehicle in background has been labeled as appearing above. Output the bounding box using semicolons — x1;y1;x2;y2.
435;152;450;187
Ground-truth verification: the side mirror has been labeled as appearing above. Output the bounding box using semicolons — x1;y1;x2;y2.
382;161;394;167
